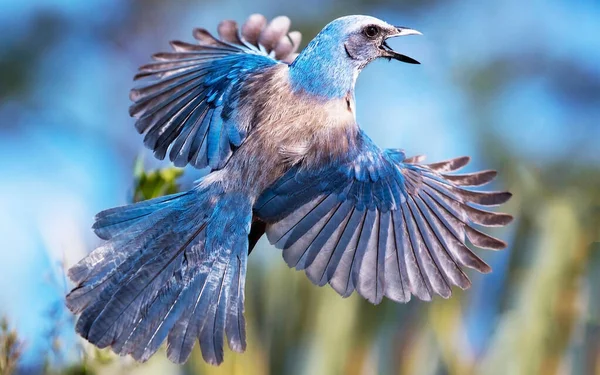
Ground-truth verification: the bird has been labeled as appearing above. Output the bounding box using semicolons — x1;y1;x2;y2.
66;13;513;366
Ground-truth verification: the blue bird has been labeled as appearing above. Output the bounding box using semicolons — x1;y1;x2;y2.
66;14;512;365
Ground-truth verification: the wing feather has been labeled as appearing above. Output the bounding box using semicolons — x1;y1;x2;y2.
255;132;512;303
131;16;303;170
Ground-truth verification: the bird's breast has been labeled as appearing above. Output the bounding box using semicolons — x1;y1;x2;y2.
220;65;358;195
253;66;357;162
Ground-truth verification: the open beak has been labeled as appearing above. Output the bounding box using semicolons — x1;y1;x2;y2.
381;26;422;64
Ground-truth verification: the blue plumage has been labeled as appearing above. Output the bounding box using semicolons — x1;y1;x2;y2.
66;14;512;366
130;33;277;169
255;131;511;303
289;17;361;99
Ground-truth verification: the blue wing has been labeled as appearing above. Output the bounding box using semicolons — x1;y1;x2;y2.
254;132;513;304
130;19;293;170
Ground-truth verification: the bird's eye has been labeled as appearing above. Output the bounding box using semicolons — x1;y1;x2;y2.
363;25;380;39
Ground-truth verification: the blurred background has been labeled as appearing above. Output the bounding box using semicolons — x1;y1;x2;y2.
1;0;599;374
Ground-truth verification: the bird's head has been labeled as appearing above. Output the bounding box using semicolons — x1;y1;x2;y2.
290;15;421;98
328;15;421;68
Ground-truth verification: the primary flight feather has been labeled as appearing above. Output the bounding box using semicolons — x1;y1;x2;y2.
66;13;512;365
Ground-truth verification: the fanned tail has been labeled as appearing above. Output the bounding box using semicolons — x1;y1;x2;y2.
66;185;252;365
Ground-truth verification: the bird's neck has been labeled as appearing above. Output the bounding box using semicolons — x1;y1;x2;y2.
289;34;360;100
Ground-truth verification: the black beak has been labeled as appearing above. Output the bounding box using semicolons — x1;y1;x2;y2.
381;26;422;64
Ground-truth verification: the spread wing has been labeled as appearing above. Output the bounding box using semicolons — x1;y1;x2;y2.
254;132;513;304
130;15;302;170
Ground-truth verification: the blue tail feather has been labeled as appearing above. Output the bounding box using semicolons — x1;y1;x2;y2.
66;185;252;365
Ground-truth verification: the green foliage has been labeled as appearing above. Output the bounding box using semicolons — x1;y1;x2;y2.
132;157;184;202
56;364;95;375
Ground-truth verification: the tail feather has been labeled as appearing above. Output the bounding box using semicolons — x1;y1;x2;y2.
86;228;202;349
92;192;189;240
224;251;247;352
129;264;212;362
200;235;248;364
113;230;210;356
114;277;186;358
198;256;232;365
66;186;252;365
68;208;202;316
74;210;207;349
67;196;200;299
166;248;228;364
165;264;215;363
167;210;250;364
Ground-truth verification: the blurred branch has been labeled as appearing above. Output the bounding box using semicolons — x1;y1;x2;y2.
479;198;589;375
0;317;24;375
428;297;474;375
